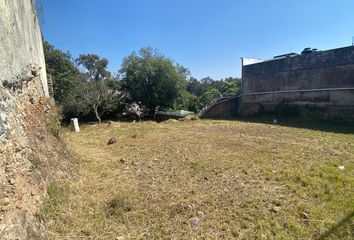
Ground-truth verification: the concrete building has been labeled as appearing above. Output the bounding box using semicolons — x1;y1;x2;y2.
201;45;354;121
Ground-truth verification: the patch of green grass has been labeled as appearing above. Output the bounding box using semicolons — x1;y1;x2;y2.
47;114;61;138
38;183;66;220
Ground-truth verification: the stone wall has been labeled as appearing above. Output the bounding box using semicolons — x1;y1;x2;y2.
0;1;66;239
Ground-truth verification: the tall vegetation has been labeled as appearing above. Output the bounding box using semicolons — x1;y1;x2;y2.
44;42;241;122
120;48;189;113
44;41;81;103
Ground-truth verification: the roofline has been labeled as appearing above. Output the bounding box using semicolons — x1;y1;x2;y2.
242;45;354;66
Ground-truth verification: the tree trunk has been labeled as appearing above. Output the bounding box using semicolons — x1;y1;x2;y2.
93;104;101;124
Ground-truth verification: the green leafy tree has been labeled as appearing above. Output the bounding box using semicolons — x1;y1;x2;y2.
220;77;241;96
120;47;189;113
187;77;207;97
185;76;241;111
43;41;81;103
174;90;198;112
79;81;110;124
75;55;121;123
199;88;222;107
44;42;126;122
76;54;111;81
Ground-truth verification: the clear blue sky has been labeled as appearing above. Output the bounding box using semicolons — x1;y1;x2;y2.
42;0;354;79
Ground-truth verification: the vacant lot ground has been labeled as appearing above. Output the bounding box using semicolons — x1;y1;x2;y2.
43;119;354;239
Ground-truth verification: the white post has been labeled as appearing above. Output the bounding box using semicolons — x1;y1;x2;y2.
70;118;80;132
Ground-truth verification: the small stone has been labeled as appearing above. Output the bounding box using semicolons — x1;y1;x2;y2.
189;217;201;228
9;178;15;185
116;237;124;240
131;161;138;166
273;119;278;124
107;121;113;127
197;211;205;218
107;137;117;145
301;212;310;220
47;220;55;227
119;158;125;163
271;206;280;213
338;165;345;171
0;206;8;212
2;198;10;206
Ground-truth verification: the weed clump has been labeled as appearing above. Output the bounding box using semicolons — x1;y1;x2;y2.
47;114;61;138
28;154;42;169
38;183;65;220
105;194;132;219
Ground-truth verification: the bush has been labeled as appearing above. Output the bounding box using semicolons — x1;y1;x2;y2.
105;194;132;222
47;114;62;138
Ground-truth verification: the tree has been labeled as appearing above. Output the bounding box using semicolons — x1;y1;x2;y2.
175;90;199;112
120;47;189;113
187;77;207;97
221;77;241;96
76;54;111;81
75;54;123;123
43;41;81;103
79;81;109;123
199;88;222;107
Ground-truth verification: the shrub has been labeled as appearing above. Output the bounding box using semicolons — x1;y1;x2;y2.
105;194;132;221
47;114;61;138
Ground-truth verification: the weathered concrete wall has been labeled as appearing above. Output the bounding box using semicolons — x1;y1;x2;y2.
201;96;239;118
240;89;354;120
0;1;64;239
0;0;48;96
240;46;354;121
242;46;354;93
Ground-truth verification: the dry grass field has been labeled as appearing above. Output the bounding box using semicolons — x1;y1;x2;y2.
42;119;354;239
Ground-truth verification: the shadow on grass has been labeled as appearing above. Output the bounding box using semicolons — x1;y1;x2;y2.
316;210;354;240
214;115;354;134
